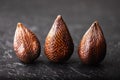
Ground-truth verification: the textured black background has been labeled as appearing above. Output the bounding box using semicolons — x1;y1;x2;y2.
0;0;120;80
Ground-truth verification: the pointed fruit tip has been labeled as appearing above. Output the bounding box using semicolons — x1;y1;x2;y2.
55;15;62;21
57;15;62;18
93;20;99;24
90;20;99;28
17;22;23;28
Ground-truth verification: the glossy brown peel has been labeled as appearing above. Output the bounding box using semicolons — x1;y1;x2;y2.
45;15;74;63
13;23;41;63
78;21;106;65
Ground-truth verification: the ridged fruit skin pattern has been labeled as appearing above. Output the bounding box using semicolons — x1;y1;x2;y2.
78;21;106;65
13;23;41;63
45;15;74;63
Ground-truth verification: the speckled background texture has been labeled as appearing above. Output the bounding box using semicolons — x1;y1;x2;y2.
0;0;120;80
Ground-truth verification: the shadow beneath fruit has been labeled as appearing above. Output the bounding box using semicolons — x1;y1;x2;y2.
7;53;120;80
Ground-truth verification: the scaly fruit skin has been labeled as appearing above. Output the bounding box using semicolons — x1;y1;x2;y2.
45;15;74;63
78;21;106;65
14;23;41;63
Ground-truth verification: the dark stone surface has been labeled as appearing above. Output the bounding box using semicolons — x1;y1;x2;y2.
0;0;120;80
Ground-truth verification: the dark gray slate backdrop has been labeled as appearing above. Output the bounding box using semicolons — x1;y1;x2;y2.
0;0;120;80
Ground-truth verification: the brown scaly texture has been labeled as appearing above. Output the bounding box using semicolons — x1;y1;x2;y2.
45;15;74;63
78;21;106;65
13;23;41;63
